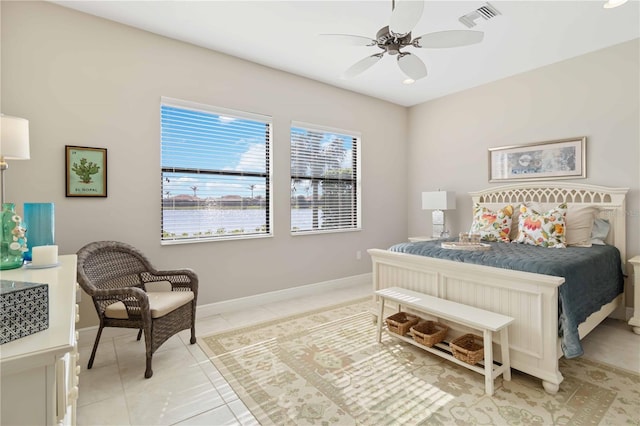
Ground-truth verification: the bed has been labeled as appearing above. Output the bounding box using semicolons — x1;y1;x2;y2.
368;183;628;394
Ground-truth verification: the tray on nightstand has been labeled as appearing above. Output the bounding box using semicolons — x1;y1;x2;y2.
441;242;491;251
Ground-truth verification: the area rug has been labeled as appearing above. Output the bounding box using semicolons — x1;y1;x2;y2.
199;298;640;425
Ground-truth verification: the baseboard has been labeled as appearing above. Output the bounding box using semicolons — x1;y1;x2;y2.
77;273;372;336
196;273;372;319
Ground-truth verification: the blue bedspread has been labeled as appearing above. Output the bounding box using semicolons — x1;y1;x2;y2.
389;240;624;358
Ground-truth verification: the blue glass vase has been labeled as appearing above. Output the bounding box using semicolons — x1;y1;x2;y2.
0;203;26;270
23;203;55;262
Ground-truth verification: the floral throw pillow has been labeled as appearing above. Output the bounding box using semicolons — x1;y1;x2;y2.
469;204;513;242
515;203;567;248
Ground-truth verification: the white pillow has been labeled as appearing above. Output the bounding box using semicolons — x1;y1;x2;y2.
565;205;599;247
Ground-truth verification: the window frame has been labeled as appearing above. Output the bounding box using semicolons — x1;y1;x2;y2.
290;121;362;236
160;97;273;245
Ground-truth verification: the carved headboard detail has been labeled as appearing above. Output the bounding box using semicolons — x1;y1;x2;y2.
470;182;628;261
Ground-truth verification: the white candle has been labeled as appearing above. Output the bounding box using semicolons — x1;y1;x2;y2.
32;245;58;266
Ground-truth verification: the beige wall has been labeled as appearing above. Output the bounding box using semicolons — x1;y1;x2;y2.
407;39;640;258
3;2;638;327
1;1;409;327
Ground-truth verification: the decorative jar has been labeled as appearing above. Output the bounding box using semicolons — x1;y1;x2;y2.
0;203;26;270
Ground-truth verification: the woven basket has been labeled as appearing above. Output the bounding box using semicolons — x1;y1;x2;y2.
409;321;449;347
450;334;484;365
385;312;420;336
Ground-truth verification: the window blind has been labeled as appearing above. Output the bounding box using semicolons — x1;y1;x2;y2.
161;97;272;243
290;122;361;234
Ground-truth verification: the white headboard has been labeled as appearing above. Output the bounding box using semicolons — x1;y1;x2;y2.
469;182;628;261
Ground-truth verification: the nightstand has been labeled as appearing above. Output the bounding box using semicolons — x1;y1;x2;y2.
629;256;640;335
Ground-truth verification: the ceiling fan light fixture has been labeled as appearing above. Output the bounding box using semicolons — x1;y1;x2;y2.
603;0;628;8
327;0;483;81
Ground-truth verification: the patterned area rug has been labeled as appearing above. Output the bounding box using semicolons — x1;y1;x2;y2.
199;298;640;425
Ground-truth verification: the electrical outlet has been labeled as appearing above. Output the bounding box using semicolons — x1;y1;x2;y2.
356;250;362;260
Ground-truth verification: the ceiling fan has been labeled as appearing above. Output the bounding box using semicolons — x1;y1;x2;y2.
321;0;484;82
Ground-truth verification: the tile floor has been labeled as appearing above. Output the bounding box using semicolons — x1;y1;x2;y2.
76;283;640;425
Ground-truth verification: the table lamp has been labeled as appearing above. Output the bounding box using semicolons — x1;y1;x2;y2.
422;191;456;238
1;114;31;204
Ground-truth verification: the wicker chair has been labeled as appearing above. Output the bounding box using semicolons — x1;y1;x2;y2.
76;241;198;378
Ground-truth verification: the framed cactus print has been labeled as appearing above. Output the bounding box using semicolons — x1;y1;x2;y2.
65;145;107;197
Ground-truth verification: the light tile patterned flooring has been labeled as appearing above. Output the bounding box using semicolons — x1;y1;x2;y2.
77;283;640;425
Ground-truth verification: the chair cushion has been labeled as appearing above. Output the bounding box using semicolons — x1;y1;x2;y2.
104;291;194;319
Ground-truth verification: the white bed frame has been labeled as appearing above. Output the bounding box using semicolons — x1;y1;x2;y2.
368;183;628;394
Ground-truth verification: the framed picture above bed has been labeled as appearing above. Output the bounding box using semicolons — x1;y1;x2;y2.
488;137;586;182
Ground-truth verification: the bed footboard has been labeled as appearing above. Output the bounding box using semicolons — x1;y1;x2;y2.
368;248;566;392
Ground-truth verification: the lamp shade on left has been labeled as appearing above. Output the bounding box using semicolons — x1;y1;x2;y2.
422;191;456;211
1;114;30;160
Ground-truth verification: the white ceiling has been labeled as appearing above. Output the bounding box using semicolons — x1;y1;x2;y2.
52;0;640;107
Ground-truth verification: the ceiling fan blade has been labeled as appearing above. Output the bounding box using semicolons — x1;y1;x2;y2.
341;54;384;79
389;0;424;36
397;53;427;80
413;30;484;48
319;34;377;47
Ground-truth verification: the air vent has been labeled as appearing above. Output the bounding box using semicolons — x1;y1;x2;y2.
459;2;501;28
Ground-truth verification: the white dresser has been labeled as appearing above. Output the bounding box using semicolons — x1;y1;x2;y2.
1;255;79;426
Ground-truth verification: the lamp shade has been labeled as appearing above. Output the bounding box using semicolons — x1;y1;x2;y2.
603;0;628;8
422;191;456;210
1;114;30;160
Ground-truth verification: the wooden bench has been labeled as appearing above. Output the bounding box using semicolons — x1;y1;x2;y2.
375;286;514;395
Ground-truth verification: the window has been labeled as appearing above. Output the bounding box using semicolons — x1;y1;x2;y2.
161;97;271;243
290;122;361;234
